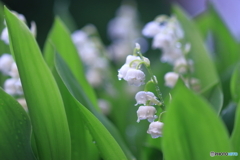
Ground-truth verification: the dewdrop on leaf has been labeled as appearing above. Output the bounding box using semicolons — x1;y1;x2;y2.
147;121;164;138
136;106;157;123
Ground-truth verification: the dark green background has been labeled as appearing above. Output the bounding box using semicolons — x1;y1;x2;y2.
1;0;170;48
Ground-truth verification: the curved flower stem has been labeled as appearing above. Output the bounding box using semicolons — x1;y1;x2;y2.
158;111;166;121
136;49;166;111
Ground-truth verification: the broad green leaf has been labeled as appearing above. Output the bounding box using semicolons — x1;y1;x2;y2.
201;84;223;114
0;2;10;54
55;53;135;160
194;11;212;39
43;17;99;109
4;7;71;160
72;91;127;160
230;63;240;103
195;4;240;73
208;4;240;73
53;66;99;160
162;81;233;160
173;5;219;91
221;102;237;134
173;5;222;113
231;102;240;158
52;66;127;160
0;88;36;160
195;4;240;106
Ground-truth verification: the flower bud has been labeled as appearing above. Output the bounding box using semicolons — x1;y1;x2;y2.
147;121;164;138
124;68;145;87
135;43;140;50
164;72;179;88
136;106;157;123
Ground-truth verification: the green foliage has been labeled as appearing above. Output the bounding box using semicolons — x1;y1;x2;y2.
1;2;240;160
231;63;240;103
43;17;99;109
195;3;240;106
231;102;240;159
4;7;71;160
54;70;128;160
55;53;134;160
172;5;223;113
162;81;233;160
0;88;36;160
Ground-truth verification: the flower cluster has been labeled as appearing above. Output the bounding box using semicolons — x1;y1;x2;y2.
118;52;146;87
107;2;141;62
142;15;200;90
0;11;34;112
118;44;164;138
0;54;22;95
142;15;183;64
72;25;108;87
1;11;36;44
0;54;27;111
72;25;113;115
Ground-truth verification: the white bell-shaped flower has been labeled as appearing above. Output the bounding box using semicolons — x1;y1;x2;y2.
0;54;14;75
142;21;162;38
72;30;88;45
125;55;141;68
135;91;159;105
9;62;19;78
174;58;194;74
4;78;23;95
147;121;164;138
15;78;23;95
124;68;145;86
136;106;157;123
160;47;183;64
86;69;102;87
164;72;179;88
1;27;9;44
174;57;188;74
118;64;130;80
152;33;173;49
